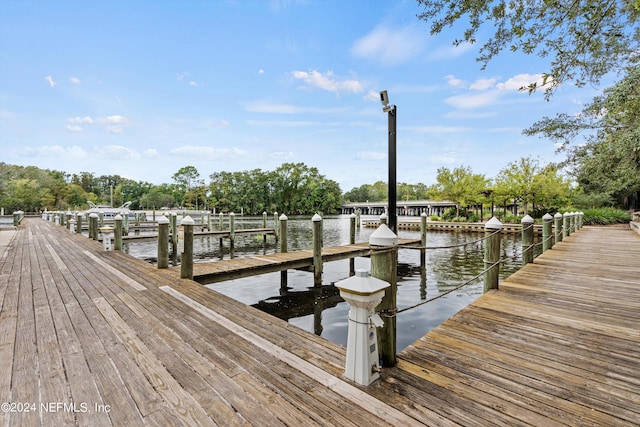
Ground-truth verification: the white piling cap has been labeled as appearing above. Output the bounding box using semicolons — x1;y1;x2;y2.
350;213;356;218
157;215;169;224
279;213;288;221
230;212;235;216
114;214;123;220
554;212;563;219
180;215;195;225
89;213;99;218
521;214;534;224
335;269;390;296
485;216;503;230
369;223;398;246
312;213;322;222
379;213;388;220
542;213;553;220
563;212;570;217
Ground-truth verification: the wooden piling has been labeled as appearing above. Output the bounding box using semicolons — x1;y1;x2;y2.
349;214;356;275
180;216;194;279
420;212;427;268
170;213;178;254
279;214;288;289
312;214;323;286
89;213;99;240
542;213;553;252
484;217;502;293
157;215;169;269
521;215;534;265
263;212;268;245
229;212;235;252
563;212;570;238
114;214;123;251
554;212;563;244
76;213;83;234
370;224;398;367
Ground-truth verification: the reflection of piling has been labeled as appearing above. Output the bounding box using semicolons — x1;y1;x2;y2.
420;212;427;268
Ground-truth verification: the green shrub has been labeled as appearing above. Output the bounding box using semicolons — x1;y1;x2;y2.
582;208;631;225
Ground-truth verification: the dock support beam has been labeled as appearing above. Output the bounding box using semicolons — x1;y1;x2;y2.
484;217;502;292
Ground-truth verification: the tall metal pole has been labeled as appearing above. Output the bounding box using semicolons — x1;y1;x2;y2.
388;105;397;233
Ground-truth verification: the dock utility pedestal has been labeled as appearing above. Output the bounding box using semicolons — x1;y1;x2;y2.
336;269;390;386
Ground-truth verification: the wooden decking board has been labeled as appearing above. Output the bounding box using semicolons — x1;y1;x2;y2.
2;218;639;426
447;306;640;388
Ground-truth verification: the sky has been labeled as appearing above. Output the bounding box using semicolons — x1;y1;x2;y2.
0;0;607;193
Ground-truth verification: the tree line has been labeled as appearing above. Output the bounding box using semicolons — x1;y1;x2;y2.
0;162;343;215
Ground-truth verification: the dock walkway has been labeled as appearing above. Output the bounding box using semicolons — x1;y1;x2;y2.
190;238;420;284
1;218;639;426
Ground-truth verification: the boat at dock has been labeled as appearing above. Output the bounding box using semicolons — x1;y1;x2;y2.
85;201;136;219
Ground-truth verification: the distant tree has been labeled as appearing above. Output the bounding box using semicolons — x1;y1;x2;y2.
429;165;489;219
417;0;640;97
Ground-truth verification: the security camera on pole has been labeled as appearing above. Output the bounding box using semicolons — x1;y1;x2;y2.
380;90;397;233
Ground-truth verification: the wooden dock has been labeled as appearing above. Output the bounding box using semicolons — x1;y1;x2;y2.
1;218;639;426
189;238;420;284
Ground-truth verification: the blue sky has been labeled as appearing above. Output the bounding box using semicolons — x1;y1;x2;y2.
0;0;605;192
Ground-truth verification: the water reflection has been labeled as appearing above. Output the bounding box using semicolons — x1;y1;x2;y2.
125;215;537;351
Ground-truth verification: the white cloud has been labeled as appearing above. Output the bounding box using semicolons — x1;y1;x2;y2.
444;90;501;109
97;115;131;125
96;145;140;160
357;151;386;160
188;81;199;86
19;145;87;158
70;77;81;84
64;125;83;132
496;73;544;91
44;75;56;87
258;69;265;74
143;149;160;158
169;145;248;160
177;71;190;81
245;101;347;115
352;25;425;65
469;78;497;91
292;70;363;94
67;116;94;124
246;119;320;127
407;125;471;133
268;151;296;160
445;74;466;88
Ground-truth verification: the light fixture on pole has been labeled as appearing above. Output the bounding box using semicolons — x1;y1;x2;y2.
380;90;397;233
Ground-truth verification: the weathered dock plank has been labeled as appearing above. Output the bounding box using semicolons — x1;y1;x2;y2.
395;226;640;426
2;218;639;426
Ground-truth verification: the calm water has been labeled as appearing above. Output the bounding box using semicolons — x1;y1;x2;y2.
121;215;538;352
